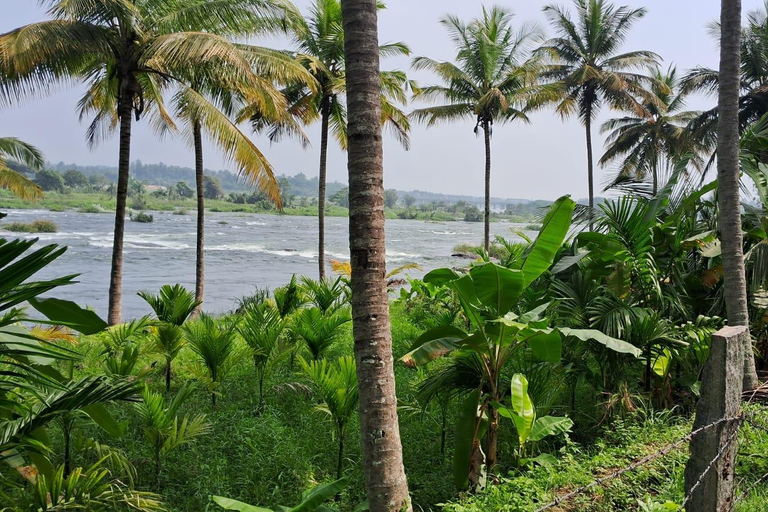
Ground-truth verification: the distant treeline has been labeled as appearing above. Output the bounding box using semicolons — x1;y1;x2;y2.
9;160;571;216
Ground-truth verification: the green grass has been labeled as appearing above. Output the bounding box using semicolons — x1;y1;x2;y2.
2;219;58;233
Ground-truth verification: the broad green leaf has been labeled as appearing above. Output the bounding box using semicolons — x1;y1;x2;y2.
653;349;673;377
290;478;347;512
521;453;559;468
453;388;481;490
518;196;575;286
469;263;524;316
212;496;272;512
526;330;562;363
82;403;122;437
400;326;468;367
519;303;551;324
558;328;642;357
551;251;589;274
29;297;108;335
423;268;461;287
447;274;483;328
509;374;535;444
529;416;574;442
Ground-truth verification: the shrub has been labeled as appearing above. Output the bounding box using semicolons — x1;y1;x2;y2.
131;212;153;223
3;219;58;233
131;195;148;210
173;208;188;215
78;204;106;213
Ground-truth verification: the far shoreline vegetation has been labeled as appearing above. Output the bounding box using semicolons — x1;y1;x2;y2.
0;164;550;223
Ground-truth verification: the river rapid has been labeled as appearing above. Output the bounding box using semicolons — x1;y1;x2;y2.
3;209;534;320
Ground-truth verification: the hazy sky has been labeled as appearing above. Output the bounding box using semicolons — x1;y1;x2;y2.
0;1;763;200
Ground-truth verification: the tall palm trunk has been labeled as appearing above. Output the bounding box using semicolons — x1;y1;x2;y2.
718;0;759;391
483;120;491;252
107;94;133;325
318;97;331;280
486;406;500;473
194;120;205;313
585;109;595;231
341;1;411;510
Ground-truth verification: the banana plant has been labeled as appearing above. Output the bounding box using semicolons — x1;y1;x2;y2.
139;284;200;392
212;477;348;512
134;384;210;478
492;374;573;467
400;196;641;489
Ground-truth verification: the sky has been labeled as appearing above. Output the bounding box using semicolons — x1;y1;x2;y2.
0;1;764;201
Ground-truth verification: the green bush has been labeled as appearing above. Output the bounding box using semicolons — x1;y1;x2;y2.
3;219;58;233
78;204;106;213
131;211;154;223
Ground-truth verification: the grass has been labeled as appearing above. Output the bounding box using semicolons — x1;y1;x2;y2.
2;219;58;233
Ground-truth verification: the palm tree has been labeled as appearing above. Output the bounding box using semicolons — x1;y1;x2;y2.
250;0;412;279
340;0;411;508
411;6;540;252
165;4;315;311
0;137;43;200
300;356;359;479
683;1;768;138
537;0;660;226
237;302;286;409
0;0;274;325
135;384;210;478
139;284;200;392
600;66;705;195
714;0;760;390
183;314;238;407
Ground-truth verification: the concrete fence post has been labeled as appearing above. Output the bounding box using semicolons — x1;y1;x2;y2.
683;325;745;511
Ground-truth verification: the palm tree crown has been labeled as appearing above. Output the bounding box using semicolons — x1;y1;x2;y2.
537;0;660;222
411;6;540;251
0;137;43;200
683;1;768;138
600;66;705;194
0;0;280;325
249;0;412;279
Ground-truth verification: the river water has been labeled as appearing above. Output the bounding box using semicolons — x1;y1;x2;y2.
3;209;534;320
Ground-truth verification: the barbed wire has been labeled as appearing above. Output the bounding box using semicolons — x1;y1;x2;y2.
534;415;742;512
678;415;743;511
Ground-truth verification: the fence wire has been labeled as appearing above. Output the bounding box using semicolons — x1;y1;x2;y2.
534;415;744;512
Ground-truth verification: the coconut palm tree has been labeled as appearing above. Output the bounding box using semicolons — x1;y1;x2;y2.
714;0;759;390
250;0;412;279
163;3;315;312
340;0;411;508
411;6;541;252
683;2;768;144
0;0;277;325
0;137;43;200
537;0;660;226
600;66;705;195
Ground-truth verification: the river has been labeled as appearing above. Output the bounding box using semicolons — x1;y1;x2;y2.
3;209;534;320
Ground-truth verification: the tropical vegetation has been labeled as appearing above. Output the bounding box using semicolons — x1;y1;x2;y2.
4;0;768;511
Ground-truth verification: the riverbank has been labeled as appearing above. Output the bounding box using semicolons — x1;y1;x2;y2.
0;190;542;222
